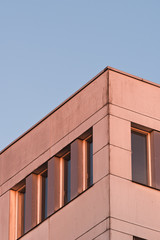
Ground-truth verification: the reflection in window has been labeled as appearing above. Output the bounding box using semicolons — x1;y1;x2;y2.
41;170;48;221
63;153;71;205
17;186;26;238
131;130;148;185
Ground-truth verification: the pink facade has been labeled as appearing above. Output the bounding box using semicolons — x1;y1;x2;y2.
0;67;160;240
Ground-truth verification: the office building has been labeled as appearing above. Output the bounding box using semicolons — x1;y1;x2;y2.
1;66;160;240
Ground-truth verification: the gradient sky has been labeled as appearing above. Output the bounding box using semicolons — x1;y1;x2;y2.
1;0;160;151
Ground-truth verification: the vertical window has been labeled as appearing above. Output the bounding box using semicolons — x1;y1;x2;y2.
17;186;26;238
41;170;48;221
86;136;93;188
131;128;151;186
63;153;71;205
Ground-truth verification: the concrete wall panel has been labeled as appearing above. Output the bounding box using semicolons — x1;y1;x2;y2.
110;175;160;233
93;116;109;154
110;145;131;180
110;115;130;151
94;231;109;240
110;104;160;132
49;176;109;240
0;119;51;186
77;219;109;240
48;157;60;215
49;72;108;147
25;174;38;232
71;139;83;199
21;220;49;240
111;217;160;240
93;145;109;184
110;229;132;240
109;70;160;121
0;192;10;240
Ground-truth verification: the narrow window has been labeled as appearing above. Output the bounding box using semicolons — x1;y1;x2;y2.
17;186;26;238
41;170;48;221
86;136;93;187
63;153;71;205
131;129;149;185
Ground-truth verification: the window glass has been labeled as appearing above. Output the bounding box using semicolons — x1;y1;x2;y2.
41;170;48;221
87;137;93;187
64;153;71;205
131;131;148;185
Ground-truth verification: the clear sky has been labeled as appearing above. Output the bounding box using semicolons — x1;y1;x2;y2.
1;0;160;151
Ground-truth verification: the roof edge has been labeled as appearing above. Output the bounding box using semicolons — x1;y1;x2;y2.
108;66;160;88
1;66;160;154
0;66;109;154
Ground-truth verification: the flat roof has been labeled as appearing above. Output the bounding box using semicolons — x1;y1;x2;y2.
1;66;160;154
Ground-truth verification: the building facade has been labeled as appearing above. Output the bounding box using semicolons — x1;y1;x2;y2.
0;66;160;240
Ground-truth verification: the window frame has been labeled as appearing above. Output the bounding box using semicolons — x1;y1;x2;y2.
16;185;26;238
131;127;152;187
61;151;71;206
37;168;48;223
83;134;93;190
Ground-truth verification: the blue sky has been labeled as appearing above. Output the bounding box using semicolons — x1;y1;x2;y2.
1;0;160;151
